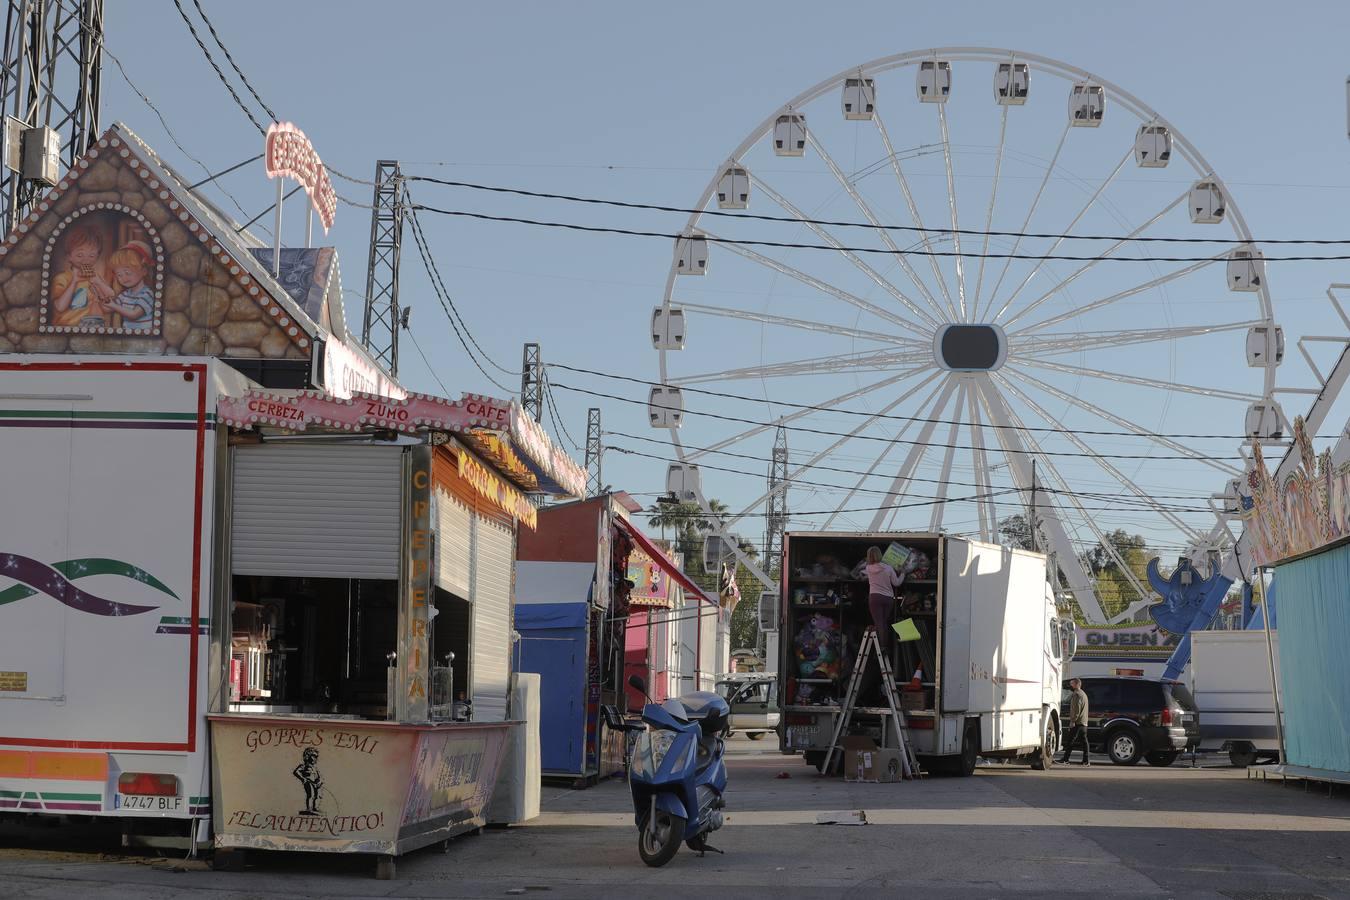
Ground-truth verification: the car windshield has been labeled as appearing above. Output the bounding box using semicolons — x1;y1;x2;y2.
1165;682;1198;710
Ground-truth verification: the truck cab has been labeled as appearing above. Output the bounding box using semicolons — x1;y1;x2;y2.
715;673;780;740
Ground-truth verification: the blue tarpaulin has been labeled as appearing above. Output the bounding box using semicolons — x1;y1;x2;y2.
1274;540;1350;776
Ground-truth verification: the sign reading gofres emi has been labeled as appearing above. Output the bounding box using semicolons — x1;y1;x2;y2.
399;445;434;721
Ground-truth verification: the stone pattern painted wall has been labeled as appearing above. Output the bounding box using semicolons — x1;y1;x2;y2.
0;138;308;361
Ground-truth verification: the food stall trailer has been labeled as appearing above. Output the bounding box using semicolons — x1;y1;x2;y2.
210;388;584;875
515;495;712;782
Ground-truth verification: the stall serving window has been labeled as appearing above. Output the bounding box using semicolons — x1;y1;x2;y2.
227;441;405;718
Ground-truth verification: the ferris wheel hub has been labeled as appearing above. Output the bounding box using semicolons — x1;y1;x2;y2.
933;323;1008;372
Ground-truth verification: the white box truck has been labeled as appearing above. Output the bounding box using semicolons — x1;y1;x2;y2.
777;532;1071;775
1189;630;1281;767
0;357;242;845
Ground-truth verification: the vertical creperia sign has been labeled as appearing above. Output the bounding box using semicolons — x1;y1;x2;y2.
398;444;434;722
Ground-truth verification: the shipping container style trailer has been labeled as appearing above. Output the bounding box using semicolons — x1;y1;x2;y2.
777;532;1070;775
0;359;241;844
1189;630;1282;767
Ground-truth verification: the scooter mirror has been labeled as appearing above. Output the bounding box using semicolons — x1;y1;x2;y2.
628;674;647;694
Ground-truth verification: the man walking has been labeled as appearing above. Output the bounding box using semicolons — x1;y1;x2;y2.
1060;678;1091;765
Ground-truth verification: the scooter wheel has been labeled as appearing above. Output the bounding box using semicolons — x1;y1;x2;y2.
638;811;685;867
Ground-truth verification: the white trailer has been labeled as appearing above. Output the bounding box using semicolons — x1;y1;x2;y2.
0;357;242;844
1189;630;1282;767
777;532;1071;775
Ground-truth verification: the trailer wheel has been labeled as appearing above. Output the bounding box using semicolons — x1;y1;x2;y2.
954;721;979;777
1031;713;1058;770
1228;743;1258;768
804;750;826;773
747;732;766;740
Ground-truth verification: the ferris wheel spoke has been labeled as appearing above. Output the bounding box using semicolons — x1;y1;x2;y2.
936;103;968;321
684;367;927;463
872;107;960;320
1005;365;1243;476
991;147;1133;324
965;386;997;542
996;392;1152;610
1000;191;1187;330
970;105;1010;320
719;370;946;529
1012;319;1265;359
803;135;947;327
980;122;1071;322
679;301;921;347
1017;357;1260;403
971;375;1105;621
993;370;1203;542
669;347;931;385
700;228;930;337
1009;256;1223;336
747;172;940;329
927;381;968;531
867;376;961;531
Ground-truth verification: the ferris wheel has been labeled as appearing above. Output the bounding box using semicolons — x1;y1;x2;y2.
650;48;1285;625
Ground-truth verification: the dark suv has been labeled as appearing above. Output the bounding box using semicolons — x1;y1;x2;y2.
1062;677;1199;766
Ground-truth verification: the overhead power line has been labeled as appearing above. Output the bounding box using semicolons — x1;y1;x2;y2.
409;203;1350;263
603;429;1222;501
171;0;265;133
605;445;1218;515
405;201;517;395
550;380;1250;461
546;362;1293;442
189;0;277;121
408;175;1350;246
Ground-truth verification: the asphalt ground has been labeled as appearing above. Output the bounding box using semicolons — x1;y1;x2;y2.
2;739;1348;899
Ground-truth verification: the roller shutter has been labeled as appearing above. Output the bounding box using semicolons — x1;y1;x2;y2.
435;487;473;597
472;515;515;722
231;443;403;579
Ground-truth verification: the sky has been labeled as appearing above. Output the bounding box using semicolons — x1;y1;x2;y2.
98;0;1350;590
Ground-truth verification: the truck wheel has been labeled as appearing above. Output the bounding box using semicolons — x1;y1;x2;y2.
1031;713;1058;771
1145;750;1180;767
1105;727;1143;766
1228;743;1258;768
747;732;766;741
954;721;979;777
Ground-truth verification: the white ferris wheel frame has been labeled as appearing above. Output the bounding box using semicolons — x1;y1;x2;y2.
654;47;1279;625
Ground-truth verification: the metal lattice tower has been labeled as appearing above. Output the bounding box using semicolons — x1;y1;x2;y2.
520;342;543;422
361;160;403;375
764;425;789;573
584;407;602;497
0;0;103;233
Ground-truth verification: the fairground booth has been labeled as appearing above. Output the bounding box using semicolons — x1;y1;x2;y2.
514;495;718;781
0;122;583;874
1241;421;1350;788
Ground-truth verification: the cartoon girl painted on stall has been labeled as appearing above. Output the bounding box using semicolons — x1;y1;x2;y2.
50;225;115;328
101;241;156;332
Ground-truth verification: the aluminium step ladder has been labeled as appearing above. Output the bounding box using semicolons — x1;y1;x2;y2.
821;626;921;779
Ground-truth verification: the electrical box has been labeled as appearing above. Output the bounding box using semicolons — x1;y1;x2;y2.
21;125;60;186
758;591;779;633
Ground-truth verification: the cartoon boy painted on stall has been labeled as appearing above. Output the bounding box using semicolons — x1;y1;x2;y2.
293;746;323;816
101;241;156;332
50;225;115;328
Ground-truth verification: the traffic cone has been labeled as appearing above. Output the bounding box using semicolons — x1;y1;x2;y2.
906;667;922;692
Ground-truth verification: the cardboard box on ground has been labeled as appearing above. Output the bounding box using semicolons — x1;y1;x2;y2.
841;735;904;783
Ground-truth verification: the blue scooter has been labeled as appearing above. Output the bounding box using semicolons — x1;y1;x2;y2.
625;674;729;867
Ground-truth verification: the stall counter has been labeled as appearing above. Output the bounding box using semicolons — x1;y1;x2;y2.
209;715;511;858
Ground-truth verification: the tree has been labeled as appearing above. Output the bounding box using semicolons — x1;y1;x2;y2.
998;514;1034;551
1079;529;1155;621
